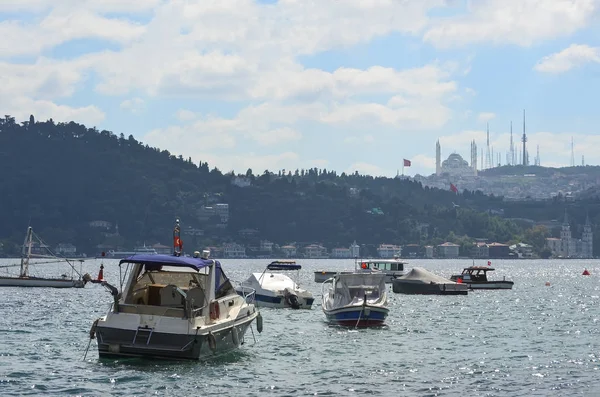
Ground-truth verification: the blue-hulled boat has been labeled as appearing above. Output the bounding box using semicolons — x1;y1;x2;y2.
321;269;389;327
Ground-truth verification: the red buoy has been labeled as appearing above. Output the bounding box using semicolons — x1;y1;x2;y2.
583;269;591;276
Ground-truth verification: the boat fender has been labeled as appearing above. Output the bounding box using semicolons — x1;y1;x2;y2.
89;318;99;339
209;301;220;320
231;327;240;346
256;312;264;333
208;331;217;352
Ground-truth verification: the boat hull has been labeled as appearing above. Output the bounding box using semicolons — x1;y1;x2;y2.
95;312;258;360
0;276;85;288
323;305;389;327
392;280;468;295
253;293;314;309
465;281;514;290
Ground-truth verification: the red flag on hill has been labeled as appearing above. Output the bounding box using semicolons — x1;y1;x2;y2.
403;159;411;167
450;183;458;193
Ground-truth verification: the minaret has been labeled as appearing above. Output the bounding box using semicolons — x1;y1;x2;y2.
535;145;540;166
471;140;478;176
509;121;514;165
485;123;491;169
435;140;441;175
522;109;528;166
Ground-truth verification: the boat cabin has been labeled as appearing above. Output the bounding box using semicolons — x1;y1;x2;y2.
458;266;495;282
359;259;405;272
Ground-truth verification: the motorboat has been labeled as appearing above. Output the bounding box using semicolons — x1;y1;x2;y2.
236;260;314;309
88;248;262;360
0;226;88;288
321;268;389;327
392;267;468;295
449;266;514;290
314;257;406;283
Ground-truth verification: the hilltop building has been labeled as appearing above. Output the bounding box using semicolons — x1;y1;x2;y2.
546;212;593;258
435;140;477;177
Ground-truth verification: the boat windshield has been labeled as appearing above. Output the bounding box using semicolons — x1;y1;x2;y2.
333;273;386;305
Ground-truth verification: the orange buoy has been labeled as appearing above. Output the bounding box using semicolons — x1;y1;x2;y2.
583;269;591;276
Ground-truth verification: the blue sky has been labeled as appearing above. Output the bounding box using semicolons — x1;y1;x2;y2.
1;0;599;176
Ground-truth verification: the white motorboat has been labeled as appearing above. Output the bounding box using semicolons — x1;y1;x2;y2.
0;226;88;288
321;267;389;327
236;260;314;309
88;248;262;360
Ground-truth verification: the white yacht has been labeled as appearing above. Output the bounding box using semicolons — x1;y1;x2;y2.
237;260;314;309
88;249;262;360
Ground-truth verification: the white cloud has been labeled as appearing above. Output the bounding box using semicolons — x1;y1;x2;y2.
534;44;600;73
424;0;598;48
119;97;145;114
477;112;496;122
175;109;196;122
344;135;375;145
3;97;105;125
412;154;437;172
251;127;302;146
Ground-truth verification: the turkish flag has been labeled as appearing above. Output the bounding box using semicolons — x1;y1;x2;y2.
403;159;411;167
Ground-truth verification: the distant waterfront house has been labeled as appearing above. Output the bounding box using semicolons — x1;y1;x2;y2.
280;245;297;258
402;244;420;258
331;247;352;259
55;243;76;256
509;242;534;258
303;244;327;259
473;242;489;258
377;244;401;258
222;243;246;258
488;242;510;258
260;240;274;252
437;242;459;258
238;228;259;238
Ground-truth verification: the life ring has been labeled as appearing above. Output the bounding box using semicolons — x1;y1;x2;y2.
209;301;220;320
207;331;217;352
231;327;240;346
256;312;264;333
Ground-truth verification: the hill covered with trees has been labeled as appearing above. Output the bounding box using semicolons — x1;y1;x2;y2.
0;115;598;257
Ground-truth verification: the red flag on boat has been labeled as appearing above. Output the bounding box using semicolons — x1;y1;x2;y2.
456;278;463;284
174;236;183;251
403;159;411;167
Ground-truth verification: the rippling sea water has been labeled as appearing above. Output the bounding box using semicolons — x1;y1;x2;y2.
1;258;600;396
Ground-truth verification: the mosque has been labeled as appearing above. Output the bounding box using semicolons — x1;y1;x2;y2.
435;140;478;177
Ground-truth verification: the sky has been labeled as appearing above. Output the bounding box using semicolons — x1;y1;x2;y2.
1;0;600;177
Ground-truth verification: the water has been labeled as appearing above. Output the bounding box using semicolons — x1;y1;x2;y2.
1;258;600;396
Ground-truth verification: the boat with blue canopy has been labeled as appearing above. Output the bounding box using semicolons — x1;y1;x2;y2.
86;220;262;360
236;260;314;309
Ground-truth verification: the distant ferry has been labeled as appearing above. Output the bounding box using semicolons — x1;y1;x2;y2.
104;246;158;259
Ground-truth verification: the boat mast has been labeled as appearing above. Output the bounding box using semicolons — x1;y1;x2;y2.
20;227;33;277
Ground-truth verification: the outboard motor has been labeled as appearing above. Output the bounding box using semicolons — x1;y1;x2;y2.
283;288;301;309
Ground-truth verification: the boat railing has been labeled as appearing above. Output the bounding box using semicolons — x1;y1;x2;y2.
236;284;257;303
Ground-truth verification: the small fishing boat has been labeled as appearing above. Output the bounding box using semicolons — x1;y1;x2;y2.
321;266;389;327
392;267;468;295
236;260;314;309
314;257;406;283
86;221;262;360
449;266;514;290
0;226;88;288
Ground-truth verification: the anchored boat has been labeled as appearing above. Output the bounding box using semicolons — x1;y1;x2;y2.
314;257;406;283
236;260;314;309
449;266;514;290
321;266;389;327
88;227;262;360
0;226;88;288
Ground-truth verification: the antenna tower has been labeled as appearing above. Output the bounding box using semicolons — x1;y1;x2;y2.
521;109;528;166
485;123;491;169
570;136;575;167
